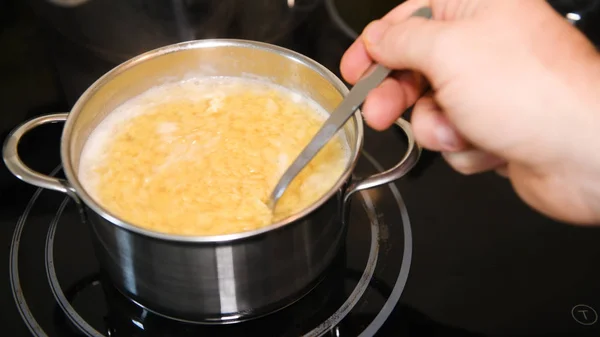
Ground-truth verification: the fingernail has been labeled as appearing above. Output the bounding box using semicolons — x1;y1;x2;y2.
435;124;461;151
364;20;389;45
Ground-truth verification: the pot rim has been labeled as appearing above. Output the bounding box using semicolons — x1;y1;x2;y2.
61;39;364;243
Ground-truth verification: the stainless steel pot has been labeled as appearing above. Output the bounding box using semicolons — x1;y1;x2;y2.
3;39;420;323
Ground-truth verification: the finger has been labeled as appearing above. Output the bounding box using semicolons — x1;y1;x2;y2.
361;71;427;130
340;0;433;84
340;40;372;85
363;17;447;81
410;95;469;152
442;150;507;176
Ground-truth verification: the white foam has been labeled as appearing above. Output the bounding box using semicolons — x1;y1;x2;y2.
157;122;178;134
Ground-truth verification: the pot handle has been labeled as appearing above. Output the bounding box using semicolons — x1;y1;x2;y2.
3;113;72;194
344;118;421;201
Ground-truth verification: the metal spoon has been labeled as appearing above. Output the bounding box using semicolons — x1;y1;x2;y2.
267;7;433;211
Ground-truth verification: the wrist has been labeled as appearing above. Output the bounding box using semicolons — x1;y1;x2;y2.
567;54;600;224
530;51;600;225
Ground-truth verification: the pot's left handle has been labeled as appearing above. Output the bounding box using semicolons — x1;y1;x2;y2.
344;118;421;201
3;113;72;194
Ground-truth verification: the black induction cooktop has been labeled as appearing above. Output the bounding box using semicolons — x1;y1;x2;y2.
2;1;600;336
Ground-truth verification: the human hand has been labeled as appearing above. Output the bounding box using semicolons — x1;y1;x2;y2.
340;0;600;225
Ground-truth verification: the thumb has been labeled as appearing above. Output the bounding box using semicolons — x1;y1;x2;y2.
362;18;447;78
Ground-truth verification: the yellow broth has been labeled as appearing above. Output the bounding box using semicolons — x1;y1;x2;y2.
79;77;349;236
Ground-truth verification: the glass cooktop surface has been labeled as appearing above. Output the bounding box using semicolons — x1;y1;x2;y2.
2;1;600;336
8;140;422;337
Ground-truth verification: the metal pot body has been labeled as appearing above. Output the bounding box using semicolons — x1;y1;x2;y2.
3;39;420;323
87;190;344;322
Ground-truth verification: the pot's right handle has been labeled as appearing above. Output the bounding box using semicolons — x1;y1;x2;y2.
3;113;71;194
344;118;421;202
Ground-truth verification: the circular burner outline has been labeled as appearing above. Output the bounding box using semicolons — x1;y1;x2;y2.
46;196;101;335
46;186;379;336
357;151;412;337
304;181;380;337
11;151;413;336
9;165;62;337
325;0;359;40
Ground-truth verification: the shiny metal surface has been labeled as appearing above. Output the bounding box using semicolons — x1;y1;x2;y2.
345;117;420;200
268;64;391;210
88;192;345;322
2;113;71;194
2;39;420;322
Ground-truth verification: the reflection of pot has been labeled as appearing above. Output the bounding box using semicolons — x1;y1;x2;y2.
3;39;420;323
26;0;321;63
101;251;348;335
326;0;600;44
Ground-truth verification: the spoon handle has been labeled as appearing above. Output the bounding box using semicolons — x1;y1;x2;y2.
268;65;391;205
268;7;433;210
